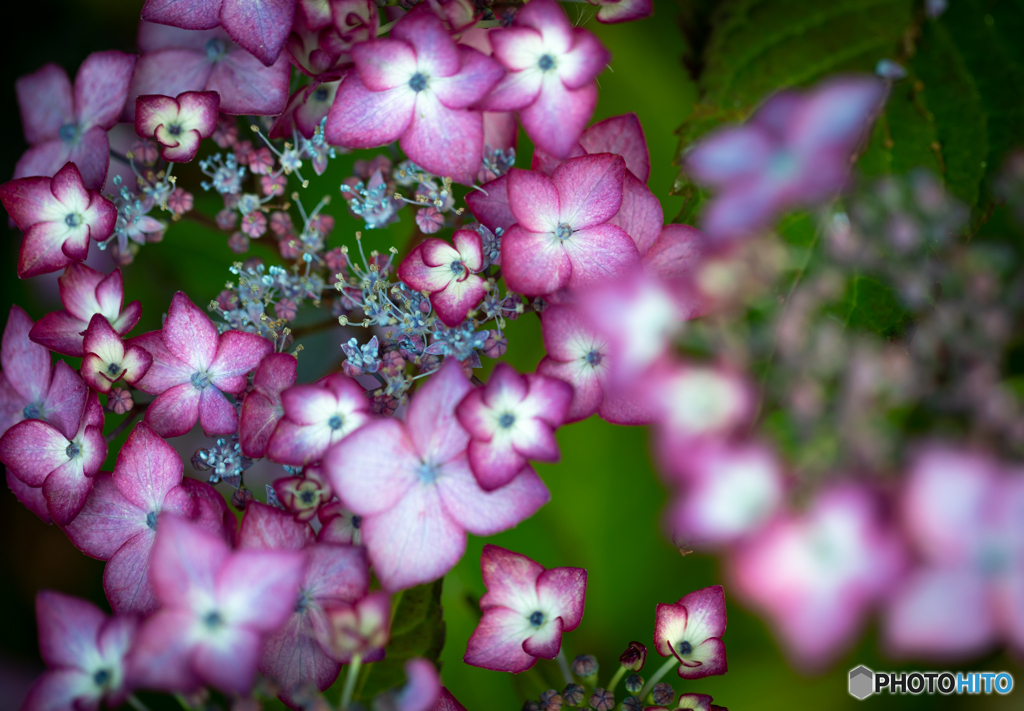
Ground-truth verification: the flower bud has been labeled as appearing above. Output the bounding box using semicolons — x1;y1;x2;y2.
561;684;584;707
482;329;508;359
106;388;133;415
624;673;643;694
191;448;212;471
589;688;614;711
619;641;647;671
231;487;255;511
621;696;642;711
651;682;675;707
538;689;562;711
521;703;540;711
571;654;598;680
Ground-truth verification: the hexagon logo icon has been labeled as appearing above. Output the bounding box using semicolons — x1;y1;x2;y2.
849;665;874;700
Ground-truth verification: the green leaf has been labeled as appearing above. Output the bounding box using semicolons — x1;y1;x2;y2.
356;579;446;701
826;274;910;337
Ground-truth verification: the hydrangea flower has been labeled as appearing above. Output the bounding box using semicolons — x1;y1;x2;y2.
22;591;136;711
29;264;142;357
325;6;504;184
135;91;220;162
537;304;653;424
398;229;487;327
464;545;586;673
322;590;391;662
273;465;333;522
128;514;306;694
236;502;370;704
0;389;106;526
64;423;196;614
141;0;297;66
131;292;273;437
501;154;639;297
239;352;297;458
127;22;290;119
482;0;609;159
14;51;137;189
684;75;886;243
456;363;572;491
80;315;153;394
0;162;116;278
730;485;904;670
653;585;728;680
266;373;372;465
324;359;550;591
884;448;1024;659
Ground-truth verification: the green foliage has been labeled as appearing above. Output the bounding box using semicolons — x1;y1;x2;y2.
827;273;910;337
356;579;446;700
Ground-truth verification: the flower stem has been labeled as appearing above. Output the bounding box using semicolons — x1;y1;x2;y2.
606;665;627;694
127;695;154;711
556;647;574;686
339;654;362;710
105;401;149;443
639;656;678;701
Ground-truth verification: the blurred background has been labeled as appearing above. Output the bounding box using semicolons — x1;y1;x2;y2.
0;0;1021;709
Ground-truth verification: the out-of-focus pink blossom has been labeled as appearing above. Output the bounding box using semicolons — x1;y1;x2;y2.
464;545;586;672
14;51;137;189
322;590;390;662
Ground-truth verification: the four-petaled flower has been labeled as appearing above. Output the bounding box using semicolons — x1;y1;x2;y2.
0;162;116;278
23;591;136;711
80;314;153;394
653;585;729;680
128;514;306;693
135;91;221;162
501;154;639;297
464;544;586;673
325;358;550;591
130;292;273;438
398;229;487;327
456;363;572;491
267;373;372;465
326;6;504;184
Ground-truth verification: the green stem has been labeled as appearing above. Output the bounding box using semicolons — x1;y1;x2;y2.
606;665;627;695
638;656;678;702
339;654;362;710
173;694;193;710
556;647;574;686
127;695;154;711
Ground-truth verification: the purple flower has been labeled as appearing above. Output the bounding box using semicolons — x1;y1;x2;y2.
456;363;572;491
324;358;550;591
141;0;297;66
126;22;291;120
884;448;1024;660
30;264;142;357
685;75;886;243
128;514;305;693
730;485;904;670
271;80;341;140
325;7;504;184
274;465;333;521
135;91;220;162
22;591;136;711
654;585;728;680
266;373;372;465
130;292;273;438
481;0;609;159
0;386;106;526
239;352;297;458
14;51;137;189
398;230;488;327
285;0;378;79
464;544;586;673
80;315;153;394
536;304;653;424
237;502;370;705
0;162;116;278
501;154;639;297
64;423;196;614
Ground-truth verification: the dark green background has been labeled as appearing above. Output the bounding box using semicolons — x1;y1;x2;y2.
0;1;1020;709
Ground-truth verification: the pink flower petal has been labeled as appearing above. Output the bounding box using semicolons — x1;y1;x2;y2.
145;382;202;437
522;615;563;658
36;590;106;668
16;64;73;145
551;153;625;230
537;566;586;630
352;38;417;91
520;76;596;160
556;29;609;90
199;386;239;436
0;419;69;487
580;113;650;181
74;51;137;130
64;473;147;559
219;0;297;66
238;501;316;550
42;455;94;526
164;292;218;371
432;46;503;109
128;608;204;691
325;418;420;515
507;168;560;232
561;223;641;290
478;544;543;612
610;172;662;255
207;47;292;115
436;457;549;536
105;528;160;614
217;548;306;631
150;514;231;606
210;330;273;391
3;305;54;405
400;93;483;185
7;470;51;523
406;358;473;463
142;0;223;30
325;73;415;148
464;606;539;672
464;174;515;232
115;422;185;510
390;6;460;78
239;392;282;459
129;330;193;394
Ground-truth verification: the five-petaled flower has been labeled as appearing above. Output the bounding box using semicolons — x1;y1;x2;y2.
266;373;371;465
0;162;116;278
398;229;487;327
456;363;572;491
135;91;221;162
325;358;550;591
130;292;273;438
654;585;729;680
23;591;136;711
464;544;586;673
